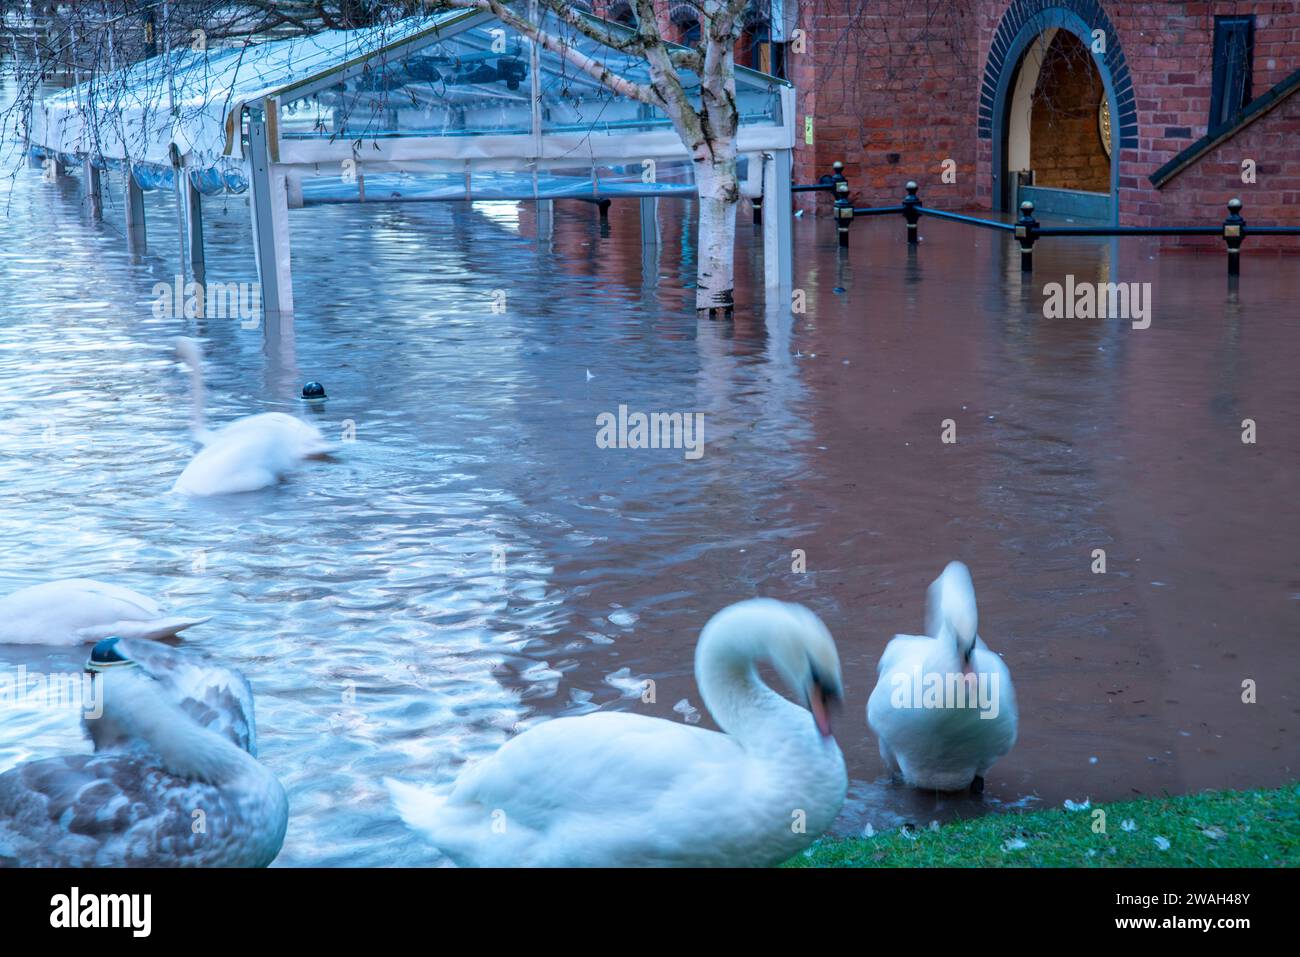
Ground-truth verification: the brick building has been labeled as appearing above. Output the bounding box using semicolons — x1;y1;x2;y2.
777;0;1300;247
619;1;1299;246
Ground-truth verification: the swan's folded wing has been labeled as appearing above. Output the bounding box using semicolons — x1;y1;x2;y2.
449;711;741;828
215;413;331;458
0;753;229;867
971;645;1019;747
78;615;211;643
875;633;935;677
69;579;166;619
0;578;161;625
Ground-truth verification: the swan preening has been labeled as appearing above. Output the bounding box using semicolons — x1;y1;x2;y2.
867;561;1018;792
388;598;848;867
0;637;286;867
0;579;208;646
173;337;332;496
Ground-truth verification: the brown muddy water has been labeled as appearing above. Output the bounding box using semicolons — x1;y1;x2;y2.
1;112;1297;864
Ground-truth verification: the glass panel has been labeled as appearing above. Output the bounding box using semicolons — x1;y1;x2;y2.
536;13;783;134
279;19;537;139
278;13;783;142
592;159;695;193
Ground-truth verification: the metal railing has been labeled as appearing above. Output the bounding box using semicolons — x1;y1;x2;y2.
786;168;1300;278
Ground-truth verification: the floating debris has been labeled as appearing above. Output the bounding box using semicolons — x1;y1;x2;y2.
603;666;648;698
1064;798;1091;811
1002;837;1028;852
1154;836;1171;850
1121;819;1138;832
673;698;700;724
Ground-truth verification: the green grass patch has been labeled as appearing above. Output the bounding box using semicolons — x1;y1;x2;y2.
787;784;1300;867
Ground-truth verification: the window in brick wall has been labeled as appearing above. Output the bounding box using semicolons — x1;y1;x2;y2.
1210;15;1254;131
747;25;787;79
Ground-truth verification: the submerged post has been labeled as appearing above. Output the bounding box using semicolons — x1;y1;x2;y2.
1223;198;1245;277
183;168;206;288
83;158;102;220
763;150;795;295
124;167;146;252
902;181;921;245
248;109;294;329
640;196;659;246
1015;200;1038;272
170;145;189;284
598;198;611;223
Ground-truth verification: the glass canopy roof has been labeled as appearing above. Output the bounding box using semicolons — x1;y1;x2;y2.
277;11;783;142
31;10;791;200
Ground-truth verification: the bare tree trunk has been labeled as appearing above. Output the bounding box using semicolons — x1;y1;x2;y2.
692;144;739;314
687;3;743;316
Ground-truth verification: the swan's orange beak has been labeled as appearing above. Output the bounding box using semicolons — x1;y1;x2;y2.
809;682;836;737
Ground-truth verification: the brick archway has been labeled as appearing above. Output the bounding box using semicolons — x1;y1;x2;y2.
980;0;1137;222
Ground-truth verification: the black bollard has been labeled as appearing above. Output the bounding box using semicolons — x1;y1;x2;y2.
902;181;921;245
598;198;611;223
832;159;852;191
831;161;852;248
1223;198;1244;277
1015;200;1038;272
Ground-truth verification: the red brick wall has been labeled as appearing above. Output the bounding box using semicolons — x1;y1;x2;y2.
1099;0;1300;249
791;0;1300;247
792;1;982;214
1150;90;1300;249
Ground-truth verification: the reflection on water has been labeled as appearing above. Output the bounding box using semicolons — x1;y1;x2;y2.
2;79;1298;863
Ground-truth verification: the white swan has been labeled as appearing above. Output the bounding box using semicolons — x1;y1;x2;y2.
172;337;331;496
0;578;209;646
387;598;847;867
0;638;287;867
867;561;1018;792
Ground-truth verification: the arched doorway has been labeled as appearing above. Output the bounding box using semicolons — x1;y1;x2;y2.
980;1;1137;225
1008;30;1112;218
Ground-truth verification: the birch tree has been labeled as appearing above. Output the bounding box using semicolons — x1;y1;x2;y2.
439;1;754;315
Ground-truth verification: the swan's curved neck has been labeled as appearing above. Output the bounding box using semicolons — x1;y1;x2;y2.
935;624;971;664
107;675;259;786
189;362;208;438
696;626;799;751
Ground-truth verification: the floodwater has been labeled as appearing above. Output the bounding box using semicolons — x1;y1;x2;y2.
2;92;1298;867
